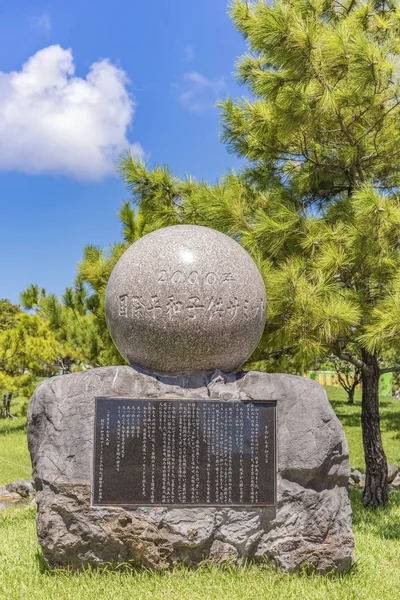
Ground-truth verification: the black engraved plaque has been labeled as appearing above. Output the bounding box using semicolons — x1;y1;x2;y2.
92;398;276;507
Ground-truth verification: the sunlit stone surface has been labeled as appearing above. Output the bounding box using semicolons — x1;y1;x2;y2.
105;225;267;373
28;367;354;572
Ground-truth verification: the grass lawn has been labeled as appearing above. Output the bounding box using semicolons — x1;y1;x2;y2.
0;490;399;600
325;386;400;471
0;393;30;484
0;416;30;485
0;385;399;599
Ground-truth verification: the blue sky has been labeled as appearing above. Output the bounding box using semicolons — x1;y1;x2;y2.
0;0;247;304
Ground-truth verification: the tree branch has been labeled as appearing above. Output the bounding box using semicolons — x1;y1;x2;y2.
357;97;400;143
339;353;365;370
380;366;400;374
247;347;295;363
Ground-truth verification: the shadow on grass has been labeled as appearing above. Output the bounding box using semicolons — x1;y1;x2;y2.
381;412;400;434
0;421;27;436
350;488;400;541
331;411;362;428
329;399;400;433
35;549;51;575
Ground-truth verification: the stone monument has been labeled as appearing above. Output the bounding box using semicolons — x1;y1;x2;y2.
28;224;354;573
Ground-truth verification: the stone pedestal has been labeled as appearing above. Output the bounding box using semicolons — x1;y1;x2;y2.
28;366;354;573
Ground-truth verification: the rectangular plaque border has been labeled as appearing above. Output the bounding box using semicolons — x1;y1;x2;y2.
91;397;277;509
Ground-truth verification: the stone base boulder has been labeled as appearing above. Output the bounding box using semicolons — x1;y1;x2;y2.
28;366;354;573
0;479;35;504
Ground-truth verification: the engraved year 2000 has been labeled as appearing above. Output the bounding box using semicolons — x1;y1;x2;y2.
157;270;236;285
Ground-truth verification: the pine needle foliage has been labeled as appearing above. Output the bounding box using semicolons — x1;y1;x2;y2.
19;281;113;372
220;0;400;206
67;0;400;507
116;162;400;508
74;202;156;366
0;300;67;396
116;159;400;372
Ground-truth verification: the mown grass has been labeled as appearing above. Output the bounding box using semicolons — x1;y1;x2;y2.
325;386;400;471
0;416;30;485
0;489;399;600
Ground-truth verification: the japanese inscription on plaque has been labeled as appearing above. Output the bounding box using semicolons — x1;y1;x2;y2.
93;398;276;507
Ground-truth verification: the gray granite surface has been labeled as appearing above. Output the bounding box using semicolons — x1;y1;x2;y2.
28;366;354;573
105;225;267;373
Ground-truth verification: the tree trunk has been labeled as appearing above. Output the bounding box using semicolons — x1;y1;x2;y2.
347;387;355;405
361;350;388;508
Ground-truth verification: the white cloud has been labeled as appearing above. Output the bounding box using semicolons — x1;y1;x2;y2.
175;71;227;114
29;13;52;33
184;45;195;62
0;45;143;180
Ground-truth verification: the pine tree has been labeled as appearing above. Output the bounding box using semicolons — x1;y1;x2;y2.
117;153;400;507
221;0;400;204
326;357;362;404
0;299;68;397
20;282;110;370
18;203;151;372
216;0;400;507
75;203;150;365
77;0;400;507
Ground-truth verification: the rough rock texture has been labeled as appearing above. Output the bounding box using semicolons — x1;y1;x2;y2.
0;488;21;502
209;540;239;565
28;366;354;573
105;225;266;374
392;473;400;487
387;463;399;484
4;479;35;498
350;470;362;484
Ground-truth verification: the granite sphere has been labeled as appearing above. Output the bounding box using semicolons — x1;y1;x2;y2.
105;224;267;374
